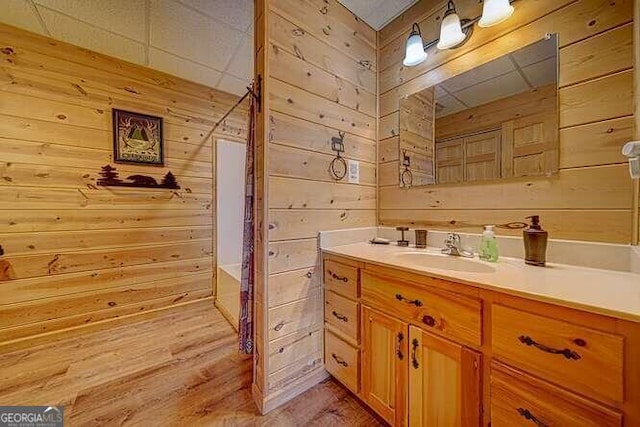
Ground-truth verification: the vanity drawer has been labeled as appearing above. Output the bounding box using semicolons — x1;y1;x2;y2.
491;362;622;427
325;290;359;344
325;330;359;393
361;272;482;346
492;304;623;403
324;259;358;300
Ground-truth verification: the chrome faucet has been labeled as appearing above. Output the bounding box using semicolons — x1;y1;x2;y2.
441;233;474;258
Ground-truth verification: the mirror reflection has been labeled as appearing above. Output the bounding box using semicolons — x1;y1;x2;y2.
399;34;559;188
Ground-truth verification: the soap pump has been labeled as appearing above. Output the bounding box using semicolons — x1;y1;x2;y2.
523;215;548;267
479;225;499;262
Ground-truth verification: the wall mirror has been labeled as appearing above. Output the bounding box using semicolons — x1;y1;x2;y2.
398;34;559;188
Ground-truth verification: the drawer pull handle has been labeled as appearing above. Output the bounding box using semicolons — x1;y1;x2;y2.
518;335;581;360
396;332;404;360
517;408;548;427
395;293;423;307
331;353;348;367
330;271;348;282
274;321;285;332
332;311;348;322
422;315;436;327
411;338;420;369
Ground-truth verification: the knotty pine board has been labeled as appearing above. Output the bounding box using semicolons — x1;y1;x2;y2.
0;24;246;346
253;0;377;408
377;0;636;244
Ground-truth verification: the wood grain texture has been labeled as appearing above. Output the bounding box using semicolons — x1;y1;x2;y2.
377;0;636;244
255;0;377;409
0;24;246;345
0;302;383;426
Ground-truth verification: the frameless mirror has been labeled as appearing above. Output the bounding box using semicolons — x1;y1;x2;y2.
398;34;559;188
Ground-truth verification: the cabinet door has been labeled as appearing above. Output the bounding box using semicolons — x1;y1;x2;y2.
362;305;408;426
408;326;481;427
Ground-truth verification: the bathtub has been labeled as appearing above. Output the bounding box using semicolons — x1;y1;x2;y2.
215;263;241;331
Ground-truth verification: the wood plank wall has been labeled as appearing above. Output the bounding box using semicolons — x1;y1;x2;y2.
253;0;377;412
377;0;636;244
0;24;247;349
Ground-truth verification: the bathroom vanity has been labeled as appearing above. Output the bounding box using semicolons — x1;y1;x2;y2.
322;243;640;426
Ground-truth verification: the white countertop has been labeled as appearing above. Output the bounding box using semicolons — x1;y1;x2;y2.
323;242;640;323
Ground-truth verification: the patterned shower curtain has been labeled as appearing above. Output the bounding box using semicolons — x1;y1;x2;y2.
238;84;256;354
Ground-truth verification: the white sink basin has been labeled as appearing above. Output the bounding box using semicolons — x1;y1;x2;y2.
393;252;496;274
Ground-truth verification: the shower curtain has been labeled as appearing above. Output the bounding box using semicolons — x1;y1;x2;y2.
238;83;256;354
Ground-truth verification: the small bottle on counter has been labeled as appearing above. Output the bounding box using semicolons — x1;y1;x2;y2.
479;225;499;262
523;215;548;267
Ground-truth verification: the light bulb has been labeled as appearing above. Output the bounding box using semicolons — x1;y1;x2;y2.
478;0;514;27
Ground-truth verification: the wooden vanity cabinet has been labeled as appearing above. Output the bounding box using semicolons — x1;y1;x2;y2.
408;326;481;427
323;254;637;426
361;305;408;426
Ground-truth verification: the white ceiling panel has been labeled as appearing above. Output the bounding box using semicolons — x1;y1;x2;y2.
38;6;146;64
179;0;252;32
512;37;557;68
35;0;147;41
1;0;47;35
217;73;249;96
435;94;467;118
149;0;244;71
454;71;530;108
149;47;223;88
337;0;419;30
226;33;253;81
521;57;557;88
440;56;515;93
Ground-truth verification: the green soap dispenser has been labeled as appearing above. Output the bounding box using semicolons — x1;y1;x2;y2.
479;225;499;262
523;215;548;266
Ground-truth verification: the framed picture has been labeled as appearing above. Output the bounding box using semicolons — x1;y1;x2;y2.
112;109;164;166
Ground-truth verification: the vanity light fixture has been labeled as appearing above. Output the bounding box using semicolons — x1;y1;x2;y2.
436;1;467;50
402;0;517;67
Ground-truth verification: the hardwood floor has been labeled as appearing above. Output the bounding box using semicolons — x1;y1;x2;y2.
0;300;383;426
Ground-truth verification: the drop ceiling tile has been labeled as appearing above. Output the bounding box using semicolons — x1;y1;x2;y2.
337;0;418;30
512;37;557;68
178;0;252;32
1;0;46;35
217;73;248;96
441;56;515;93
149;48;222;88
150;0;244;71
434;85;448;98
225;33;253;81
34;0;146;41
435;94;467;119
37;6;145;64
521;57;557;88
455;71;529;108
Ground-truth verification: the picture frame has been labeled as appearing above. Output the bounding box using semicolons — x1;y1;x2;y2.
112;109;164;166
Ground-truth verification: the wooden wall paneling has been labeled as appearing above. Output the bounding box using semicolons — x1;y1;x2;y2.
0;257;213;305
377;0;636;244
255;0;376;411
268;12;375;93
378;209;631;243
269;144;376;185
0;226;212;256
0;24;247;350
270;112;376;162
269;79;375;140
635;0;640;245
269;0;376;69
268;238;320;274
269;176;376;210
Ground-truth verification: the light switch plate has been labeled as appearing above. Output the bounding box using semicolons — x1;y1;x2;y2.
348;159;359;183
